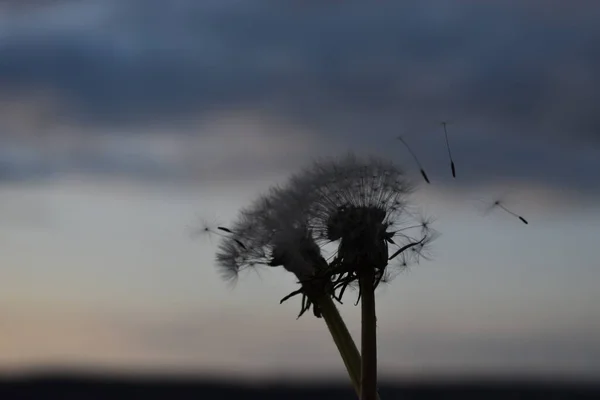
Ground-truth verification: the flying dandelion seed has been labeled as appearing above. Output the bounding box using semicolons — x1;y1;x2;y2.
440;121;456;178
478;196;529;225
396;135;431;184
189;216;229;243
491;200;529;224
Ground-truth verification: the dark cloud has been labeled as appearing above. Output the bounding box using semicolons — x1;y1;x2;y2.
0;0;599;197
1;0;598;132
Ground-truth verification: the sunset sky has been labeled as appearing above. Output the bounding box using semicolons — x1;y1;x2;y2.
1;0;599;381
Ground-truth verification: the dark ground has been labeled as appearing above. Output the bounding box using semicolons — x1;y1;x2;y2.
0;374;599;399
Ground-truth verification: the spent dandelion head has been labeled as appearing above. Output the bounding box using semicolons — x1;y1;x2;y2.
283;153;437;301
214;186;336;318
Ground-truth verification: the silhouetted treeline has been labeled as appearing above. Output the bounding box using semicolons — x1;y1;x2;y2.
0;374;598;399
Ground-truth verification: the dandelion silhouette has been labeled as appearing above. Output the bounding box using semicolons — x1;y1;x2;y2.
440;121;456;178
198;124;533;398
396;135;431;184
283;153;435;400
208;154;435;399
213;187;368;397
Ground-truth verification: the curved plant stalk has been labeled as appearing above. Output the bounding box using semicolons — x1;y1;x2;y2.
318;295;361;395
317;294;381;400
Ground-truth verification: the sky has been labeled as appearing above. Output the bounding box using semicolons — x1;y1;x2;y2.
0;0;599;381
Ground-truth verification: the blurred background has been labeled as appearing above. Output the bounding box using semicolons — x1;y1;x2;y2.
1;0;599;398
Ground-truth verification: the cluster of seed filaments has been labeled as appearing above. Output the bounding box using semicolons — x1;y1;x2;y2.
302;163;409;244
326;205;387;241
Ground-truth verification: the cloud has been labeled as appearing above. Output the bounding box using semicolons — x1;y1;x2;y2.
1;0;598;134
0;108;336;185
0;0;599;198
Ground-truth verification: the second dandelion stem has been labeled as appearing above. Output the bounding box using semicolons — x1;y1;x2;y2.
318;292;382;400
319;295;361;396
360;268;378;400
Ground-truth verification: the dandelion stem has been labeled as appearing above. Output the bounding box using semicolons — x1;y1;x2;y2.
318;294;382;400
359;268;378;400
318;295;361;396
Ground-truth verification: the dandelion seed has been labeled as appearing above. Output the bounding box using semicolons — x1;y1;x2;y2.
478;195;529;225
396;136;431;184
492;200;529;225
389;240;419;261
440;121;456;178
234;238;247;250
189;216;229;243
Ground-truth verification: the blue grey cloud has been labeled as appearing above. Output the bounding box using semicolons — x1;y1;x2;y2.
0;0;599;196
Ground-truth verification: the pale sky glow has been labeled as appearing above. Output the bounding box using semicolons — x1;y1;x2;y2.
1;173;598;379
1;0;599;382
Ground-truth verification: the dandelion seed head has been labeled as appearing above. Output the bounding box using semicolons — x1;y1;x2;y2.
214;202;275;282
269;153;438;298
214;183;325;284
287;153;415;245
215;153;437;304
